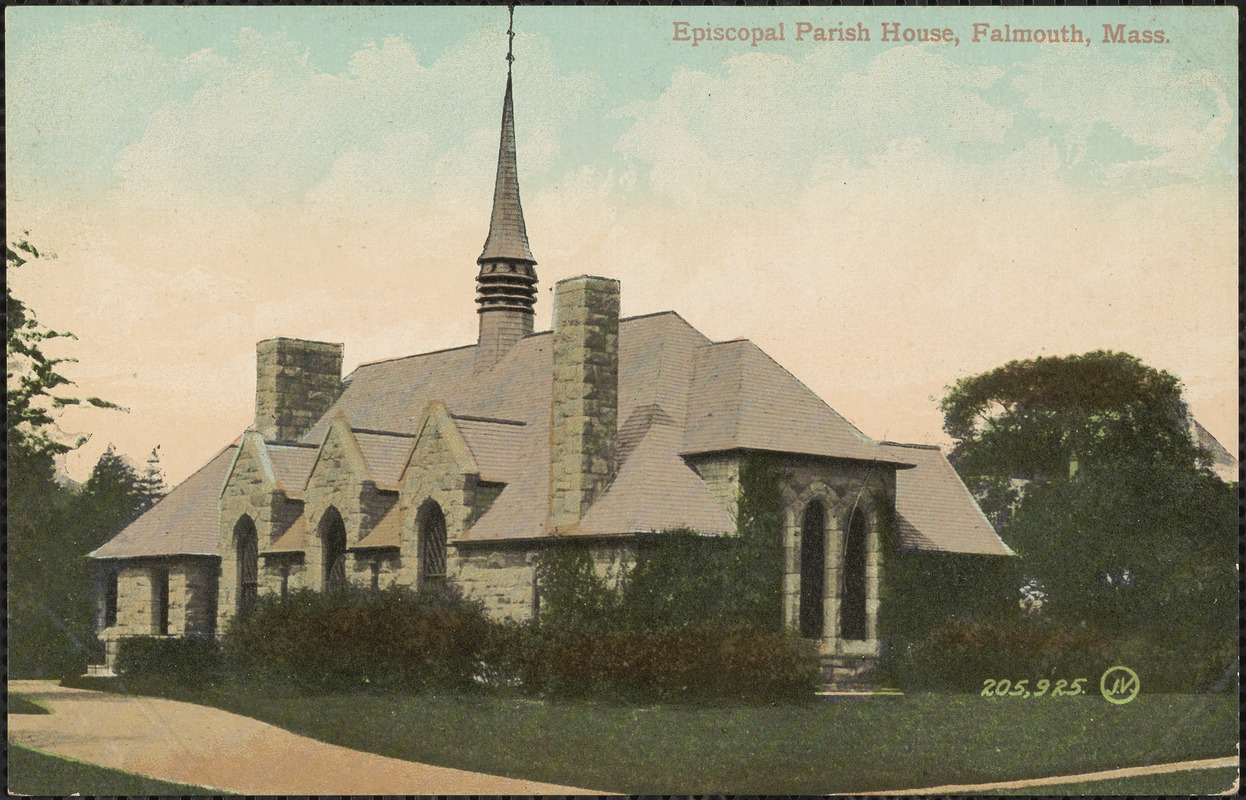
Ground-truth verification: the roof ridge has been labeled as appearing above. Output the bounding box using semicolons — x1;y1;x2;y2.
879;441;943;451
352;342;477;370
450;414;527;427
351;427;418;439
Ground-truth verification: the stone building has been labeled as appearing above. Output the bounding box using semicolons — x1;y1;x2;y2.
90;56;1011;685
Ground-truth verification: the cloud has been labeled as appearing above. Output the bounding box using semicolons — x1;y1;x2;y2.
613;46;1011;208
1013;48;1236;183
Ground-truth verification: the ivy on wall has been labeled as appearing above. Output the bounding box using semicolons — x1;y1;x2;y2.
535;454;788;632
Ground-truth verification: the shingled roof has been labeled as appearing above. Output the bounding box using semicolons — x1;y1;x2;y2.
883;441;1014;556
93;311;1013;558
91;444;237;559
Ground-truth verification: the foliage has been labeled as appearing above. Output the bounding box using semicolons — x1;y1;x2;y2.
941;350;1203;525
999;453;1236;692
925;350;1236;695
6;231;120;464
894;617;1113;692
532;545;618;633
526;624;820;703
220;585;490;693
136;445;168;511
6;232;134;679
520;455;801;701
875;551;1018;684
534;454;787;634
115;635;223;684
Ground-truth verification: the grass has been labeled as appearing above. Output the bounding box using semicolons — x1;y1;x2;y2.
7;693;51;715
6;742;233;796
96;679;1238;794
990;765;1239;795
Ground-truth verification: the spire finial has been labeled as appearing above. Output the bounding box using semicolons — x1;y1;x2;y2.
506;4;515;70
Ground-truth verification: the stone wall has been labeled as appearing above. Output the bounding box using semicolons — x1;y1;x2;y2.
688;454;742;524
219;432;298;630
302;418;399;591
99;557;219;664
400;406;493;590
549;276;620;531
255;337;343;444
259;556;306;597
778;456;896;668
454;546;541;621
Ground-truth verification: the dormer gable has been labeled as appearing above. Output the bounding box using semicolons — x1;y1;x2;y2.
400;401;481;485
306;413;375;491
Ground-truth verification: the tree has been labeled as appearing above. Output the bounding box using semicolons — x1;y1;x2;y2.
941;350;1204;526
6;232;124;677
137;445;168;511
935;351;1236;692
7;233;119;466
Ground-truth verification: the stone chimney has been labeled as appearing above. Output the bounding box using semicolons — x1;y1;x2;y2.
549;276;620;531
255;338;344;444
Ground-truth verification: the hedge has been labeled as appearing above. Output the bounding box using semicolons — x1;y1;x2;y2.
115;635;222;684
524;624;821;703
221;585;489;693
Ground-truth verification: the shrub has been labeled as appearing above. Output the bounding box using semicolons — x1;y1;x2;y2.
115;635;222;684
895;618;1113;692
221;584;489;693
525;624;820;703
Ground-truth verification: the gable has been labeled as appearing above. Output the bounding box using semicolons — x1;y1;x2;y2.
306;415;373;490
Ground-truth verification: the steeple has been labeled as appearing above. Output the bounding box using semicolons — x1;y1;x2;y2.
476;6;537;366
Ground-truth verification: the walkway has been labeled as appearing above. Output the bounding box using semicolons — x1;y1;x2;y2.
7;680;604;795
877;756;1239;795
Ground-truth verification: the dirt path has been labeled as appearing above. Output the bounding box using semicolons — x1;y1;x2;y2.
8;680;606;795
876;755;1239;795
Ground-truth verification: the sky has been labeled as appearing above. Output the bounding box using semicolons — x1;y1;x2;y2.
6;6;1238;485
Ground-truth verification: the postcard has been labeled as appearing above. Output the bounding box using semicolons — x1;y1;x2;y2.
6;5;1238;795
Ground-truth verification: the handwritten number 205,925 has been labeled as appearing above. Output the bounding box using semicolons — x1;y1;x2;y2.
980;678;1087;697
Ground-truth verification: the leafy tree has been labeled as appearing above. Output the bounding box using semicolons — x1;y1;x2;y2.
6;232;125;677
7;233;119;466
926;351;1236;692
941;350;1204;526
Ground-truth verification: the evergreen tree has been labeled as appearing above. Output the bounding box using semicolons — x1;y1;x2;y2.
137;444;168;511
6;232;124;677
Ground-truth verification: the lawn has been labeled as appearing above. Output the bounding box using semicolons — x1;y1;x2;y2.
90;680;1238;794
6;742;233;797
8;693;51;715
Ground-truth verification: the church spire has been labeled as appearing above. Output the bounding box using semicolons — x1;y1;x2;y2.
476;5;537;366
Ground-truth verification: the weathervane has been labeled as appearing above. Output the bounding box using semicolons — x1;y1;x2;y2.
506;4;516;71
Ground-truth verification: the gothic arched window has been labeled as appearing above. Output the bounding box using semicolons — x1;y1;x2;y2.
419;501;448;586
320;507;348;592
235;516;259;617
799;500;826;639
841;507;869;640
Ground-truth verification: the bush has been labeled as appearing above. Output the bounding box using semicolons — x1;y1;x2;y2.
115;635;223;684
525;624;820;703
894;618;1113;692
221;584;489;693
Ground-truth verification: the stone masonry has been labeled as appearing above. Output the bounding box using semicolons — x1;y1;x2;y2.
255;338;344;444
549;276;620;531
